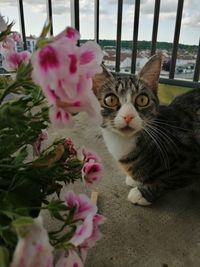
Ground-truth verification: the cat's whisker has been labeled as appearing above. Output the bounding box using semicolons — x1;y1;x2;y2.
144;124;176;177
142;126;170;172
153;119;189;131
147;122;179;154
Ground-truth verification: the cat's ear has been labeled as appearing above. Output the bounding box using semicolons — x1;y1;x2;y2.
138;54;162;92
92;64;114;96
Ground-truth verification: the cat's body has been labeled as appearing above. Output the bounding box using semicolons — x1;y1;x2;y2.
93;55;200;205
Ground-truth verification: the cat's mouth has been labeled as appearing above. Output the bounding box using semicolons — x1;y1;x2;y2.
118;126;136;134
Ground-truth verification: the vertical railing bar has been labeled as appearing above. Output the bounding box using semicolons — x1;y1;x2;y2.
18;0;27;50
74;0;80;32
70;0;75;27
193;38;200;82
169;0;184;79
151;0;160;56
94;0;99;43
115;0;123;72
131;0;140;74
46;0;53;36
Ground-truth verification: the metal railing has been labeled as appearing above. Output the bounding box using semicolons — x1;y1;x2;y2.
17;0;200;88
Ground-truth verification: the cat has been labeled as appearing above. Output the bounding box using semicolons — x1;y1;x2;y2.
92;54;200;206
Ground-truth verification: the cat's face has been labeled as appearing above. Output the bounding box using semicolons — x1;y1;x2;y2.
93;54;162;137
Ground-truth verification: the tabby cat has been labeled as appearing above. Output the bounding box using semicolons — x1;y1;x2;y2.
93;54;200;206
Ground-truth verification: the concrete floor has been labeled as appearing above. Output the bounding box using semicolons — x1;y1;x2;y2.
47;113;200;267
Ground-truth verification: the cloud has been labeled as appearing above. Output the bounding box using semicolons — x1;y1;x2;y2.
182;11;200;28
108;0;199;28
1;0;199;29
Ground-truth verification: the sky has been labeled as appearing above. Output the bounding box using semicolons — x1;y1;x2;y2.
0;0;199;45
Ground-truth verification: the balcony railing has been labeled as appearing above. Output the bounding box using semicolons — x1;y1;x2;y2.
17;0;200;88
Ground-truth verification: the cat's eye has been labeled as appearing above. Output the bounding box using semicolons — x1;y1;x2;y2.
104;94;119;108
135;94;149;107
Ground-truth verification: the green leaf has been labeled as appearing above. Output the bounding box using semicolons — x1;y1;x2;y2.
48;200;68;221
0;246;9;267
13;147;28;166
39;21;51;39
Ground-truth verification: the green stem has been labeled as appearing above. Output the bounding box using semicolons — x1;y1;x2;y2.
0;81;19;104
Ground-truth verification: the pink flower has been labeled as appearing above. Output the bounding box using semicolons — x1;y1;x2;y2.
82;162;102;186
3;50;30;71
34;129;48;155
31;27;103;127
64;191;97;220
55;250;83;267
70;214;93;247
69;213;105;262
81;149;102;187
1;36;15;51
12;32;22;42
80;214;106;262
64;191;105;263
11;217;53;267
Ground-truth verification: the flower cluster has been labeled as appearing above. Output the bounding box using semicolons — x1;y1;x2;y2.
31;27;103;127
0;28;30;71
11;192;105;267
64;140;102;187
0;16;105;267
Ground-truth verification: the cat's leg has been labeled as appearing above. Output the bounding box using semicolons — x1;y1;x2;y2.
127;183;166;206
125;176;141;188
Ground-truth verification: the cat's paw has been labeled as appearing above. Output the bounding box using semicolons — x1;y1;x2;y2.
125;176;140;187
127;187;151;206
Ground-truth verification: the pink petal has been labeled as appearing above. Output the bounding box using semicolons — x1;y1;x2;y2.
76;194;97;220
2;36;15;51
11;217;53;267
12;32;22;42
70;214;94;247
82;148;100;163
65;191;97;220
82;162;102;175
39;45;60;72
69;54;77;74
53;27;80;43
80;50;95;65
66;27;80;41
80;41;103;77
82;161;102;186
65;191;79;209
55;250;83;267
49;106;74;127
46;86;59;104
19;50;31;64
93;214;106;225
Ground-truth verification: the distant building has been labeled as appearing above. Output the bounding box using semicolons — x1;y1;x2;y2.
0;36;37;73
16;36;37;53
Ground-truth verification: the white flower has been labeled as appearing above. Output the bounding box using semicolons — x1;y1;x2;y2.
0;14;8;32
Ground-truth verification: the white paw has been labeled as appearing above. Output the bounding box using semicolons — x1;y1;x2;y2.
127;187;151;206
125;176;140;188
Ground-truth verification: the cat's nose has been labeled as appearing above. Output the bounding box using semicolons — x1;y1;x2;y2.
123;114;134;124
